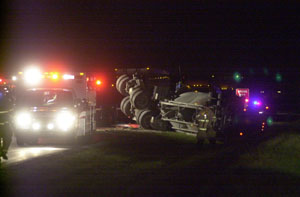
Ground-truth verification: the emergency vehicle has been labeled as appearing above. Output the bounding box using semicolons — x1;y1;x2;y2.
11;67;98;146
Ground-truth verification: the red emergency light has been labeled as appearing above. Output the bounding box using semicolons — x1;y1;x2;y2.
96;80;102;86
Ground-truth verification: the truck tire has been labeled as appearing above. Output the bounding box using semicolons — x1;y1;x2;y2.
117;76;130;96
131;90;150;110
122;99;132;117
134;109;144;123
120;96;132;117
138;110;153;129
120;96;129;111
150;115;170;131
116;74;129;92
129;87;142;99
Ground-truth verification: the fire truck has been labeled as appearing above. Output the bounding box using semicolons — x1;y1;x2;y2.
115;69;270;145
11;67;99;146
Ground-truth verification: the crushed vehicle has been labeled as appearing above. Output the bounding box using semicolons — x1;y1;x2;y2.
115;69;270;145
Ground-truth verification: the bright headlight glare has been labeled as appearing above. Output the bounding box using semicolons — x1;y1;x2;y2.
56;111;76;131
24;67;42;85
16;112;32;129
32;122;41;131
47;123;54;130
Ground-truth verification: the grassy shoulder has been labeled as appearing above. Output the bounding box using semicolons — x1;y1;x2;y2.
238;131;300;176
4;128;300;196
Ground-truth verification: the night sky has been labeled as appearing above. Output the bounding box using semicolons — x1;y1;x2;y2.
0;1;300;74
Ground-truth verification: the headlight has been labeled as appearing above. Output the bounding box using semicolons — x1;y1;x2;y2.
24;67;42;86
15;112;32;129
56;111;76;131
32;122;41;131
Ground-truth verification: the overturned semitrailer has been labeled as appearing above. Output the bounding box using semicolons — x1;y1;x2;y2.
115;71;266;145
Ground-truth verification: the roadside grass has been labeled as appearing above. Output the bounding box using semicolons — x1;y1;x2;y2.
5;128;300;196
0;164;10;196
237;131;300;176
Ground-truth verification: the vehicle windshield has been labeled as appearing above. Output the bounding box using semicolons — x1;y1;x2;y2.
19;89;74;107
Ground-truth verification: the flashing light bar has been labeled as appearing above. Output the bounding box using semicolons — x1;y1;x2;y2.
52;73;58;80
63;74;75;80
17;68;94;86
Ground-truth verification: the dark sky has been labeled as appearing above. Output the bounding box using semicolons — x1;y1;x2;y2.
1;1;300;73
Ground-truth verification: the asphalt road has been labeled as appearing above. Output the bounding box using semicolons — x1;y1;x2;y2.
1;127;122;166
1;137;70;166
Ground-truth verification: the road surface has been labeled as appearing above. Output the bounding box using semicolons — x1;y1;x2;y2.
1;137;69;166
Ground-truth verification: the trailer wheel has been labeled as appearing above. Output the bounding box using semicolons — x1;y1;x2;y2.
134;109;144;123
138;110;153;129
129;88;142;100
131;90;150;110
120;96;130;115
120;96;129;109
116;74;129;92
122;99;132;117
120;96;132;116
150;115;170;131
117;76;130;96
